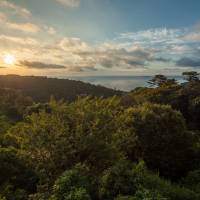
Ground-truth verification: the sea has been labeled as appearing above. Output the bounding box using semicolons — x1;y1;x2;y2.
64;76;184;92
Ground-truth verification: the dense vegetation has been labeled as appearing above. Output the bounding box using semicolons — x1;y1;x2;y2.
0;75;122;102
0;72;200;200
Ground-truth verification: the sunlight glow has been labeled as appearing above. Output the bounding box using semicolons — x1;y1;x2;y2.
3;54;16;65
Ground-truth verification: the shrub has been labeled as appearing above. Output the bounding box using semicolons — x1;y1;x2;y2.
182;170;200;193
51;164;92;200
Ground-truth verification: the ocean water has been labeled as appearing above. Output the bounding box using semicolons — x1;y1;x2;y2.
65;76;184;92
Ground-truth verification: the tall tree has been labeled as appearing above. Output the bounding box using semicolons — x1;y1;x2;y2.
148;75;177;87
182;71;199;82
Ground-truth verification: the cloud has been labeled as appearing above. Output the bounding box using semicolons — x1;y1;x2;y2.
182;32;200;41
7;22;40;33
47;27;56;35
58;37;90;52
67;66;97;72
56;0;80;7
176;57;200;68
0;12;7;22
0;0;31;18
52;36;157;70
169;45;192;54
19;60;66;69
153;57;171;62
19;60;97;72
115;28;192;60
75;46;154;70
97;48;151;68
0;9;39;33
118;28;183;45
0;35;39;46
2;24;200;74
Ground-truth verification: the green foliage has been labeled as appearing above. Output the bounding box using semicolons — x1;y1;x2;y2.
147;74;177;87
0;88;33;121
0;115;12;134
132;189;165;200
148;74;168;87
0;75;122;102
141;169;199;200
115;196;136;200
1;187;28;200
0;148;38;199
8;97;122;183
115;189;166;200
61;188;91;200
114;103;194;179
100;160;199;200
99;160;146;200
51;164;92;200
182;170;200;193
0;75;200;200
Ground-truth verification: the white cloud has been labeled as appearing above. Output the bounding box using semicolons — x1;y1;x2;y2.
0;35;39;46
119;28;183;43
58;37;91;52
170;45;192;54
47;27;56;35
0;0;31;18
7;22;40;33
0;10;39;33
56;0;80;7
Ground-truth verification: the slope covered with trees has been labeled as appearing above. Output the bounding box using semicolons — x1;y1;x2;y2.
0;75;122;102
0;72;200;200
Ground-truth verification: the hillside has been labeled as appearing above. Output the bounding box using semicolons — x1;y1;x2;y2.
0;75;122;102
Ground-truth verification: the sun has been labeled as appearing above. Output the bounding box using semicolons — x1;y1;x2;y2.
3;54;16;65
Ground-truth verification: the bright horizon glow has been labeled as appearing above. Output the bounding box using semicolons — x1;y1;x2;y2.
3;54;16;65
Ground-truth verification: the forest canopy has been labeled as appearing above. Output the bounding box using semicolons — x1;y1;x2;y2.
0;72;200;200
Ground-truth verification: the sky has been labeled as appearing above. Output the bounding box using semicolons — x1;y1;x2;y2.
1;0;200;76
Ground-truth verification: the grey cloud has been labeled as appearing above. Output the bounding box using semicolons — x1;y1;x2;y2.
19;60;66;69
67;66;97;72
153;57;171;62
19;60;97;72
83;66;97;71
104;48;151;68
52;36;159;71
176;57;200;67
125;60;144;66
76;48;152;69
105;48;151;60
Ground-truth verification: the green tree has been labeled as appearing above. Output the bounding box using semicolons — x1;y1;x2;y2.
115;189;165;200
99;160;145;200
50;164;92;200
64;188;91;200
182;71;199;82
182;170;200;193
148;75;177;87
148;75;168;87
114;103;194;180
0;148;37;200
